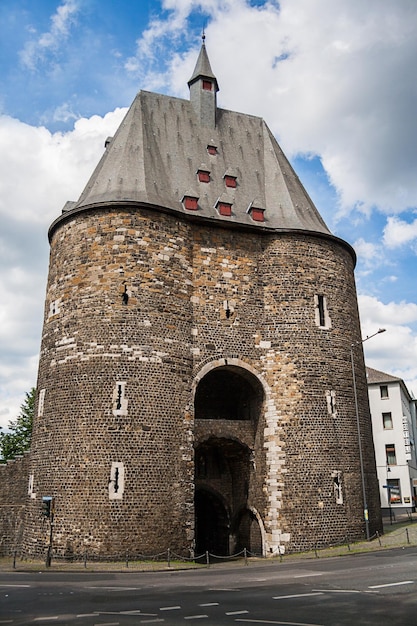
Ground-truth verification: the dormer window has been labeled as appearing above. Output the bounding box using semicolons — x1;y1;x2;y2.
215;197;233;217
224;171;237;188
247;200;265;223
181;191;199;211
197;164;210;183
202;80;212;91
207;144;217;156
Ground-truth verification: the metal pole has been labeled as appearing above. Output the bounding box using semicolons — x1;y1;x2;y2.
350;328;386;541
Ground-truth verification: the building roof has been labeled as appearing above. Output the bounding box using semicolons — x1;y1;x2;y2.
50;42;353;259
366;366;402;385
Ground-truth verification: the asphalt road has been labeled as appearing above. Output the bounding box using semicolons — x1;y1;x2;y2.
1;547;417;625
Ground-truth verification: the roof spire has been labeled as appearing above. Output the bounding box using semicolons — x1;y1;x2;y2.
188;36;219;128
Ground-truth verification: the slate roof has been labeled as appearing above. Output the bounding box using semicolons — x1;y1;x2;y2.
51;43;352;255
366;366;402;385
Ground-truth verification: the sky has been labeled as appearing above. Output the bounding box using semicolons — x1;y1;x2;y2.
1;0;417;429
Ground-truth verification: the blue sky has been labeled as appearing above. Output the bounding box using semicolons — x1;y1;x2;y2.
1;0;417;427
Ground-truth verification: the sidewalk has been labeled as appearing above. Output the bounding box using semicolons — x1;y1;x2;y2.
1;519;416;573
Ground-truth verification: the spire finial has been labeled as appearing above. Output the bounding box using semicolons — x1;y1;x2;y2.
202;27;205;44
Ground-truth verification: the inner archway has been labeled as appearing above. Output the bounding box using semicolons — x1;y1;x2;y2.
194;489;229;556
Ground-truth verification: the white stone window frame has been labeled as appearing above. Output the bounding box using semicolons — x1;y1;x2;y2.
108;462;125;500
47;298;61;320
332;470;343;505
314;294;331;330
112;381;128;416
38;389;46;417
325;390;337;418
28;473;36;499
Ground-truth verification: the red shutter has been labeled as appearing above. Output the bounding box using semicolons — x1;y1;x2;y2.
207;145;217;155
218;203;232;216
224;175;237;188
202;80;212;91
197;170;210;183
251;208;265;222
183;196;198;210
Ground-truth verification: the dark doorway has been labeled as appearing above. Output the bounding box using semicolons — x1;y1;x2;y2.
195;489;229;556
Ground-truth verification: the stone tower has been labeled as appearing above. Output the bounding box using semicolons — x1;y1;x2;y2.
24;42;381;558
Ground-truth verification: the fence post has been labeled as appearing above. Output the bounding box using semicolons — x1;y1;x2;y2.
84;551;87;569
206;550;210;568
244;547;248;566
314;544;318;558
376;530;382;547
126;551;129;568
167;548;171;567
406;528;410;545
13;550;17;570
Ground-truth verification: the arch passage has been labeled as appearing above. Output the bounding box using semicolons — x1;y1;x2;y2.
195;366;263;421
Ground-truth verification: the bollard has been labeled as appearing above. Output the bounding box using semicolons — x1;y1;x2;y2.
167;547;171;568
206;550;210;568
13;550;17;570
244;547;248;566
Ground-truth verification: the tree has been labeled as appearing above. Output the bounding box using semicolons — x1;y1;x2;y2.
0;387;35;462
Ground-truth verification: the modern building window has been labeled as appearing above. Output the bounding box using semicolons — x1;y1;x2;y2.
387;478;401;504
385;444;397;466
380;385;389;399
382;412;393;429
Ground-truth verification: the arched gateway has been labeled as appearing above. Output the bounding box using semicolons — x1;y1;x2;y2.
194;364;266;556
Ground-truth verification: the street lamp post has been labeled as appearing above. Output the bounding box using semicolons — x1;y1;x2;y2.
351;328;386;540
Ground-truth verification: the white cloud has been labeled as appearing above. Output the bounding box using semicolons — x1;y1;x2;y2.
383;215;417;249
20;0;80;70
126;0;417;217
0;108;126;429
359;294;417;396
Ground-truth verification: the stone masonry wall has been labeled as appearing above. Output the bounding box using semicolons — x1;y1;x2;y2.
0;453;30;556
22;204;381;557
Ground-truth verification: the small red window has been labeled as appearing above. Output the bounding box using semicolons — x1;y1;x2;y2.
224;175;237;188
218;202;232;217
202;80;212;91
251;208;265;222
183;196;198;210
207;145;217;155
197;170;210;183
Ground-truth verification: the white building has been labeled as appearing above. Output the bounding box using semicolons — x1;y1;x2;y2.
367;367;417;518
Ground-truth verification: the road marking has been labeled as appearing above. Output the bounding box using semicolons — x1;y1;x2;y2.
273;592;324;600
94;623;119;626
293;573;324;578
226;610;249;615
0;584;31;588
0;621;14;624
160;606;181;611
138;620;164;624
77;615;97;618
199;603;219;607
33;618;59;622
86;586;140;591
312;589;361;594
235;617;324;626
184;615;208;620
368;580;414;589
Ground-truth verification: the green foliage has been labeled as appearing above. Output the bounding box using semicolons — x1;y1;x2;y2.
0;387;35;462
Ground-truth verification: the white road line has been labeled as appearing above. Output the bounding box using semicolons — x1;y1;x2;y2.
33;618;59;622
77;614;97;618
0;620;14;624
0;584;31;588
312;589;361;594
159;606;181;611
139;620;164;624
199;603;219;607
86;586;139;591
226;610;249;615
184;615;208;620
273;592;324;600
94;623;119;626
235;618;324;626
293;573;324;579
368;580;414;589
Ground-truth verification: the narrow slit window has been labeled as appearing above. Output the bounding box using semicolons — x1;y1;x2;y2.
109;462;125;500
38;389;46;417
315;294;331;329
332;471;343;504
326;390;337;417
112;381;128;416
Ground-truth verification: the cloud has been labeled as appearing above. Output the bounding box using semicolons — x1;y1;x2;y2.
0;107;126;429
125;0;417;217
20;0;80;70
383;215;417;249
358;294;417;396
